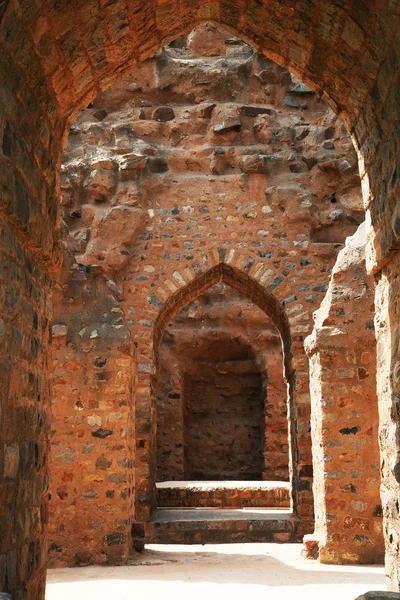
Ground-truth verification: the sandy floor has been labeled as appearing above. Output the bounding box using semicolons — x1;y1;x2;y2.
46;543;386;600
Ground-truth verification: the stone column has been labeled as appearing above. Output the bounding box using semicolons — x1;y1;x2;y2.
48;260;135;568
304;224;384;563
0;217;52;599
375;254;400;590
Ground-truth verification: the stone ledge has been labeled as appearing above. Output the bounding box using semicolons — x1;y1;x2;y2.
156;480;291;508
355;594;400;600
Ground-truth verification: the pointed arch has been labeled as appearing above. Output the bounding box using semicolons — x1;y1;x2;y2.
133;263;299;524
154;262;292;378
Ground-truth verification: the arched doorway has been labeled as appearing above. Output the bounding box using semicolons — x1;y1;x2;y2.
49;21;378;570
155;283;289;486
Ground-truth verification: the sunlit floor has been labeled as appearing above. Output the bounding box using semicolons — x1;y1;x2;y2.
46;543;386;600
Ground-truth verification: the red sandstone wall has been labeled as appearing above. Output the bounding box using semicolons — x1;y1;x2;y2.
264;343;290;481
0;218;52;599
183;340;264;481
48;256;135;567
50;23;364;563
154;350;185;481
375;253;400;588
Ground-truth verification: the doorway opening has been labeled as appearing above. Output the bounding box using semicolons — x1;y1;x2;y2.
48;19;372;563
154;282;290;519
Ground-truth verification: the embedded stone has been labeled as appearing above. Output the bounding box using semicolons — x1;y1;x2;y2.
103;533;127;546
240;154;270;173
96;456;112;470
283;96;306;108
213;120;241;133
152;107;175;122
92;428;113;439
55;449;77;465
240;105;277;117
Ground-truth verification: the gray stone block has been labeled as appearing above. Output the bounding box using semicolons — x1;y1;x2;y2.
355;593;400;600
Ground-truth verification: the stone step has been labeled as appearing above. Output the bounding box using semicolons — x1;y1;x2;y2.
156;480;291;508
145;508;297;544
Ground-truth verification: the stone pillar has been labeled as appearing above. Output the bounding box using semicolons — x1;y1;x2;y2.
0;217;52;599
375;253;400;590
48;258;135;568
304;224;384;563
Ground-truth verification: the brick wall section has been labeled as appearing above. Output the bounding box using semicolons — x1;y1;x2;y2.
48;255;135;568
0;217;52;600
154;348;185;481
155;283;289;483
305;223;383;564
183;340;265;481
264;343;289;481
56;25;362;542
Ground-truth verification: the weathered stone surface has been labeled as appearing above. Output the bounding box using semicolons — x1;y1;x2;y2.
51;24;364;566
0;217;51;600
79;206;147;274
187;22;233;57
48;258;135;568
52;324;68;337
1;3;400;595
305;223;383;564
375;250;400;590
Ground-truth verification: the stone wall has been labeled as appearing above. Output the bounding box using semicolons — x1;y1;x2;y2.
50;23;364;561
183;338;264;481
375;254;400;589
48;255;135;568
0;218;52;600
1;3;400;598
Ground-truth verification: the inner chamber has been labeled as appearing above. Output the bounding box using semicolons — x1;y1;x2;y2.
155;283;289;486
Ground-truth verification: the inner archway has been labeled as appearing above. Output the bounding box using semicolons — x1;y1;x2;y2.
155;280;289;480
153;280;290;519
145;262;297;543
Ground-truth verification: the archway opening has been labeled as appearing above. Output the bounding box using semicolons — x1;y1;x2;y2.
154;281;290;514
47;18;376;568
160;333;266;481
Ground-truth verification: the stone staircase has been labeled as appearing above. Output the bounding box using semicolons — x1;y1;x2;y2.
145;481;297;544
156;480;291;508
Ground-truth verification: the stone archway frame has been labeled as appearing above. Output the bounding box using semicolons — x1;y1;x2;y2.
133;260;297;526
